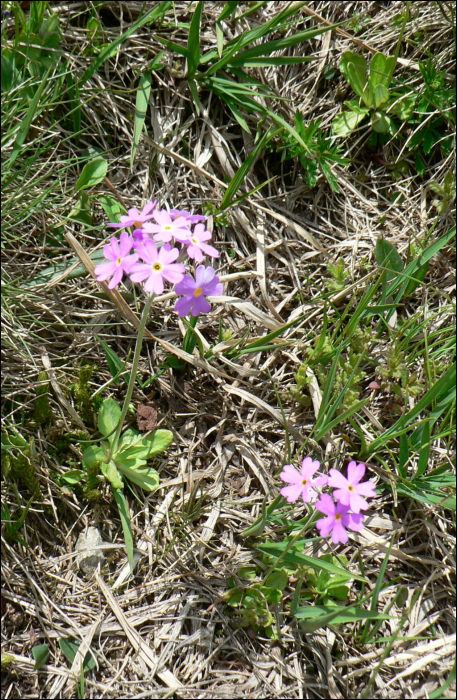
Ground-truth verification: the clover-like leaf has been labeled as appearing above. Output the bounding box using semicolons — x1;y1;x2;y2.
97;398;121;443
100;460;124;489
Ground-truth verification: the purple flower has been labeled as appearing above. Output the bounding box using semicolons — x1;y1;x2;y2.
170;209;207;224
94;232;139;289
315;494;365;544
129;240;185;295
279;457;328;504
132;228;151;247
143;209;191;244
185;224;220;262
174;266;223;317
328;462;376;514
108;201;157;229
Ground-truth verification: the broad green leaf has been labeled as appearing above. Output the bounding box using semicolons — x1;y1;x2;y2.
97;194;126;224
130;71;152;170
82;445;109;469
75;157;108;192
368;53;395;90
390;95;416;121
265;570;288;591
79;2;172;86
257;544;368;582
347;61;367;98
97;398;121;442
220;129;271;210
58;638;96;672
61;469;85;485
112;487;134;571
332;109;368;136
339;51;367;84
101;460;123;489
118;429;173;460
216;22;224;58
32;644;49;670
116;463;160;492
371;110;393;133
373;84;389;109
375;239;404;282
187;1;203;79
9;65;52;168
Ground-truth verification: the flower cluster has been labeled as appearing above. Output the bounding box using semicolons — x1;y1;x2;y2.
94;201;223;317
279;459;376;544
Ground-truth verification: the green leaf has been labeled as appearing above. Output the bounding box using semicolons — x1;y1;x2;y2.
218;1;240;21
32;644;49;670
75;157;108;192
116;462;160;492
220;129;271;210
67;71;81;142
58;638;97;671
187;1;204;80
97;194;126;224
332;109;368;136
371;110;394;134
415;419;430;478
29;1;48;34
97;398;122;443
295;605;391;632
188;77;201;115
79;2;172;86
112;487;134;571
97;339;125;386
373;84;389;109
375;239;404;282
9;65;53;168
61;469;85;485
390;95;416;121
257;544;368;582
339;51;367;84
130;71;152;171
368;53;395;91
82;445;109;469
118;429;173;460
100;460;124;489
264;570;288;591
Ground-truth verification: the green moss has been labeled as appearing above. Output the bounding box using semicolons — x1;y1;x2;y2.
69;364;101;424
1;432;41;497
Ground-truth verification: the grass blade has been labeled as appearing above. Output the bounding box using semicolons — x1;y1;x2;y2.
219;129;271;210
112;487;134;572
187;1;204;79
9;65;52;168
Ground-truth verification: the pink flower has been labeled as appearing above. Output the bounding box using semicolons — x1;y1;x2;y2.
185;224;220;262
170;209;207;224
143;210;192;244
315;494;365;544
129;240;185;295
328;462;376;514
279;457;328;504
108;201;157;229
174;266;223;317
94;232;139;289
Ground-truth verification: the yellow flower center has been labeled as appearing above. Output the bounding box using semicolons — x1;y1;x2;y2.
194;287;203;297
164;225;172;230
134;221;143;228
116;257;122;266
191;237;198;244
335;513;342;522
152;262;163;273
301;478;308;486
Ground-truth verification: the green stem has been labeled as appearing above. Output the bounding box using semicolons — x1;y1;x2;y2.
182;315;199;355
111;293;155;454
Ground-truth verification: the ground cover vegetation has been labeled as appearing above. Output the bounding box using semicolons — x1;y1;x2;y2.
1;1;455;698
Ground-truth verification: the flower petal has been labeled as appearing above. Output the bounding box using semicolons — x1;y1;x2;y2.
348;492;369;514
315;494;336;517
331;520;348;544
191;296;211;316
347;461;365;485
316;515;334;538
175;276;197;295
280;483;303;503
347;512;365;532
279;465;302;484
328;469;349;489
175;295;194;318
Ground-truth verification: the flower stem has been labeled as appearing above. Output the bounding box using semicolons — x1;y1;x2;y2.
111;293;155;454
182;315;199;355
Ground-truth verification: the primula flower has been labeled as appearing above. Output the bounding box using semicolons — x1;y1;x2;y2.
328;462;376;514
170;209;207;224
143;210;192;244
174;266;223;317
279;457;328;504
129;240;185;295
185;224;220;262
132;228;151;247
315;494;365;544
108;201;157;229
94;232;138;289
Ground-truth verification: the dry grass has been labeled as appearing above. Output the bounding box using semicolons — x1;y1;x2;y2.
1;1;455;698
